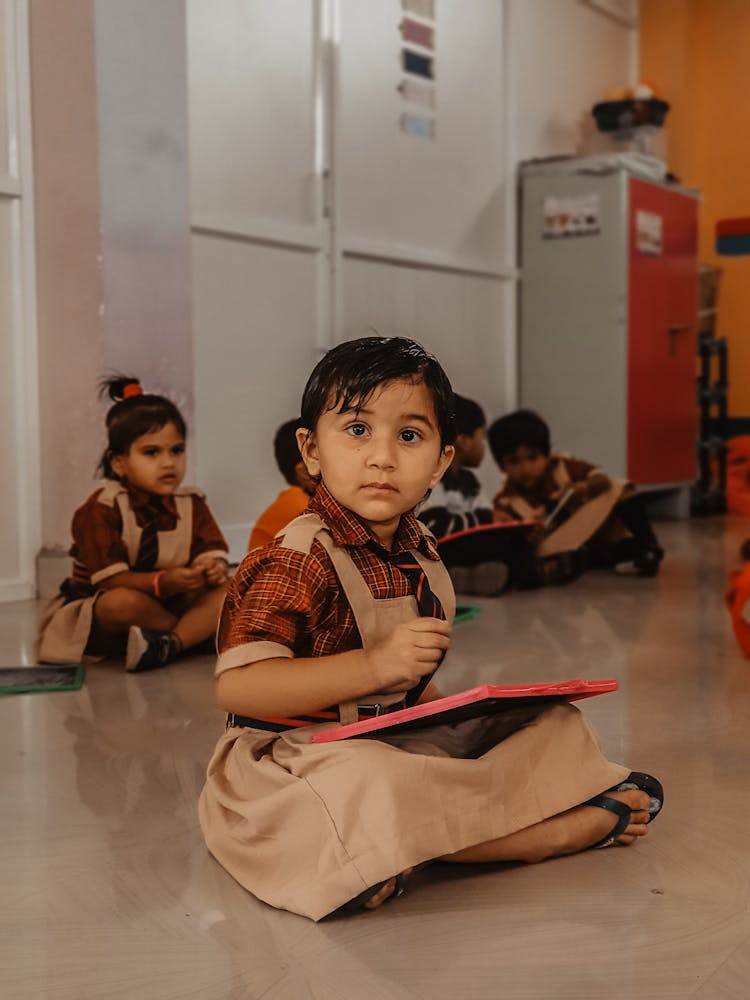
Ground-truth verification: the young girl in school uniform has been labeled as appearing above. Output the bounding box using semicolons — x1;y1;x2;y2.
199;337;663;921
38;377;229;672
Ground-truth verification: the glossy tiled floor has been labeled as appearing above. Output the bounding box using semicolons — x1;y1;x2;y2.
3;516;750;999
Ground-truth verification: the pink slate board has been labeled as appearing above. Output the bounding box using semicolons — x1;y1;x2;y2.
311;678;618;743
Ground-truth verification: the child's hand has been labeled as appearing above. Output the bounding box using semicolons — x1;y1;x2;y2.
493;506;516;524
160;566;207;596
525;522;546;545
192;554;229;586
366;618;451;691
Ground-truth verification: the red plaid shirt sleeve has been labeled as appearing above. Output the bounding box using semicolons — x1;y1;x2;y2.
218;543;338;658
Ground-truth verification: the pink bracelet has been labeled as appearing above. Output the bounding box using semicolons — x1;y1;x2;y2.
153;570;166;598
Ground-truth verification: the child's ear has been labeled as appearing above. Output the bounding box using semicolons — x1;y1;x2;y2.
295;427;320;477
110;453;126;479
428;445;455;489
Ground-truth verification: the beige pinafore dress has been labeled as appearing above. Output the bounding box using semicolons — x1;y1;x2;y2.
37;483;202;664
198;513;629;921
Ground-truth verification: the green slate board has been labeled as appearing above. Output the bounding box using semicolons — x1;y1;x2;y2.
0;663;85;695
454;605;480;624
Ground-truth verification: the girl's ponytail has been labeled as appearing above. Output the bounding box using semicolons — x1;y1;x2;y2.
99;375;143;403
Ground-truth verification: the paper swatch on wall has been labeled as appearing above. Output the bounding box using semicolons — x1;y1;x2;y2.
402;49;434;80
542;193;601;239
636;210;663;255
401;17;435;49
397;76;435;110
400;112;435;140
402;0;435;19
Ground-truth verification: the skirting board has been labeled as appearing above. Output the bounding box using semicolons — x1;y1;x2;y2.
0;579;36;603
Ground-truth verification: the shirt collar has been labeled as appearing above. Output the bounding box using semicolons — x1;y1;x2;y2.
125;482;178;516
308;483;437;558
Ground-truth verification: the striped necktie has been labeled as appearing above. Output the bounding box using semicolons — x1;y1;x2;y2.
374;545;446;705
134;503;161;572
382;549;446;622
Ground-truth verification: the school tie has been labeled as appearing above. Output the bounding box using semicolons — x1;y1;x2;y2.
134;503;160;572
382;549;447;622
373;545;446;705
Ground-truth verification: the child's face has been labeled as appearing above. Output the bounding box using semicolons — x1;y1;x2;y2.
455;427;486;469
110;421;186;496
501;445;549;492
297;378;454;548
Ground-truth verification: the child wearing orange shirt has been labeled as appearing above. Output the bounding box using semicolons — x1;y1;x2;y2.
247;419;317;550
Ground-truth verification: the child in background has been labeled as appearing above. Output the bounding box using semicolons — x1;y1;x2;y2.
725;539;750;656
489;409;664;576
418;393;493;538
247;419;317;550
38;377;229;672
199;336;662;922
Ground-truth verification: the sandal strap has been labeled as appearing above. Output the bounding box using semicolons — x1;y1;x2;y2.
585;793;632;847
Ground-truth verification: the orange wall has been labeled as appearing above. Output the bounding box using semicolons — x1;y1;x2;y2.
641;0;750;416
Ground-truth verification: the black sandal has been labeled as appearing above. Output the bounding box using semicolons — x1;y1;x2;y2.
585;771;664;849
337;872;408;914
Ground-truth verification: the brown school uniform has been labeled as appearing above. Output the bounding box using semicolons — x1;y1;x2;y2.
37;481;228;663
198;484;629;921
493;452;629;556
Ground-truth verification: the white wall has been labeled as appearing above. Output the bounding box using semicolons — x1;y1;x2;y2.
1;0;640;599
508;0;638;162
94;0;194;438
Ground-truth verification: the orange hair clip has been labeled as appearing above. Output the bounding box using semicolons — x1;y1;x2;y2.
123;383;143;399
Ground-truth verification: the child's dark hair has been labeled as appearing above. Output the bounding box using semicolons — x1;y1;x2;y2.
274;419;303;486
454;394;486;437
98;375;186;480
300;336;455;447
487;408;551;466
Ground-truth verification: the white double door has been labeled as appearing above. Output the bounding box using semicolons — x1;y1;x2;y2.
187;0;516;554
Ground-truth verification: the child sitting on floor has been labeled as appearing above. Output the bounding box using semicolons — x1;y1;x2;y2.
247;419;317;550
725;538;750;656
488;409;664;577
418;393;493;538
198;336;662;922
38;376;229;671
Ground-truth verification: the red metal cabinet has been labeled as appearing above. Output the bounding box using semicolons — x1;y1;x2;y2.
520;164;698;488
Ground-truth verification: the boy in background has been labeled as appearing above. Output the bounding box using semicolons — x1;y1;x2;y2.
488;409;663;577
247;419;317;550
418;394;493;538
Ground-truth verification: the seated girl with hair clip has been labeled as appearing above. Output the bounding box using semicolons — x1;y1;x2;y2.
38;376;229;672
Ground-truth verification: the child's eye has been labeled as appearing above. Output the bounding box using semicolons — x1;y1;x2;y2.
346;423;368;437
400;429;421;443
143;448;158;457
171;445;185;455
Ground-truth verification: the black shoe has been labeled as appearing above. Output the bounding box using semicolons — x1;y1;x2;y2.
125;627;175;672
633;545;664;577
